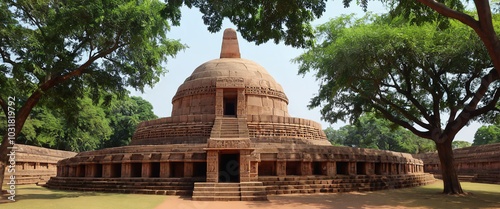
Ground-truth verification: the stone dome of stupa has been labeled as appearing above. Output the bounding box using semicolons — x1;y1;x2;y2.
171;28;289;117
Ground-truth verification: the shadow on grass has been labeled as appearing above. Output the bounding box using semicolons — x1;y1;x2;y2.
13;186;119;201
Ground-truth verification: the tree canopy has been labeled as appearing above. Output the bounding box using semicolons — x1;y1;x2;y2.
0;94;157;152
0;0;184;193
296;13;500;194
183;0;326;47
325;113;436;154
473;124;500;145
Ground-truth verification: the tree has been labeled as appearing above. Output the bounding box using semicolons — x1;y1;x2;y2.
452;141;472;149
0;0;184;195
473;125;500;145
0;93;157;152
104;96;158;147
184;0;326;47
189;0;500;78
324;113;435;154
0;96;111;152
296;14;500;194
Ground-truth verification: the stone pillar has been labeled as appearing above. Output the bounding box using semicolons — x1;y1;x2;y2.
301;162;312;176
327;162;336;177
184;162;194;177
237;88;246;117
276;161;286;176
160;162;171;178
215;89;224;117
142;162;152;178
85;164;95;177
382;163;388;175
349;162;356;175
69;166;76;177
391;163;397;175
103;164;112;178
206;150;219;182
240;150;251;182
121;163;131;178
59;166;64;177
250;161;258;181
366;163;374;175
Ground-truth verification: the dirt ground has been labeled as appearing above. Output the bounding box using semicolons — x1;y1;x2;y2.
154;181;500;209
2;180;500;209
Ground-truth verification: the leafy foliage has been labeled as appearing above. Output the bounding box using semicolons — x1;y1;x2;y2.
473;125;500;146
104;96;158;148
0;0;185;116
0;94;157;152
296;14;499;143
184;0;326;47
325;113;435;154
452;140;471;149
296;14;500;194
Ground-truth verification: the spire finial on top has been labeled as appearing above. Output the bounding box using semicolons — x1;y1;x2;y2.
220;28;241;58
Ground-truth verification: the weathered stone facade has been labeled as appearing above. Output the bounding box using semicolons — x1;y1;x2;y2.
47;28;435;200
3;144;76;185
414;143;500;184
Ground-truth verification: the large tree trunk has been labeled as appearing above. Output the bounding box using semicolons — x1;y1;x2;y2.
435;139;463;194
0;93;43;200
0;135;12;199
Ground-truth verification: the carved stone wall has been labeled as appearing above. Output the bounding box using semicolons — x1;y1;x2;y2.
131;115;215;145
414;143;500;183
247;115;329;145
3;144;76;185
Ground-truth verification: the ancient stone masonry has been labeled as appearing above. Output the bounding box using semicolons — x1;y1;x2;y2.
47;28;435;200
2;144;76;185
414;143;500;184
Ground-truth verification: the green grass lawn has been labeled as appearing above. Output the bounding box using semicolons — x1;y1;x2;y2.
2;181;500;209
1;185;169;209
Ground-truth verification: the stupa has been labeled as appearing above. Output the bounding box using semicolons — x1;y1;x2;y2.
46;29;435;201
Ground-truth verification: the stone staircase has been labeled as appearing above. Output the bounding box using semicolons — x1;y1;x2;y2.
472;173;500;184
192;182;267;201
259;174;437;195
4;170;56;185
210;117;249;138
45;177;203;195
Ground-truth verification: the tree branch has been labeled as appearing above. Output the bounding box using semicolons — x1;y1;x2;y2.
18;3;47;38
416;0;480;30
443;68;499;141
389;68;433;123
0;95;8;118
371;103;432;139
374;94;432;129
470;87;500;118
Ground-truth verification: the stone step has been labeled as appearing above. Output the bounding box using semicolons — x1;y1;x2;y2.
47;183;193;191
240;191;267;196
193;191;241;196
240;187;266;192
47;182;193;188
193;187;241;192
240;196;268;201
194;182;240;187
45;185;192;195
192;196;241;201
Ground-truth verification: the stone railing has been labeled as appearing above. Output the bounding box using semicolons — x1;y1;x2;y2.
246;115;328;145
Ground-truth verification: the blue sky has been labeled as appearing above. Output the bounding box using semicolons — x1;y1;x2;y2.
129;1;482;143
